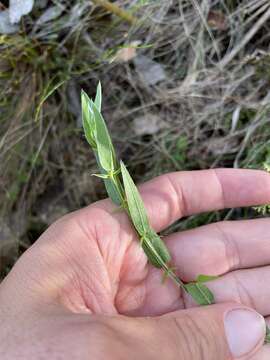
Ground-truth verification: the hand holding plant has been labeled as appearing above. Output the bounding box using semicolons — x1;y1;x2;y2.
2;85;270;359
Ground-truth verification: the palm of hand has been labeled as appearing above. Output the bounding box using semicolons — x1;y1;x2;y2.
19;195;181;317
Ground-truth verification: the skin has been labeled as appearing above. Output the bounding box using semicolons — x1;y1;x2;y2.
1;168;270;359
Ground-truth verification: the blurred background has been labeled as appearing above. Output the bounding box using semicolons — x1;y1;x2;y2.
1;0;270;278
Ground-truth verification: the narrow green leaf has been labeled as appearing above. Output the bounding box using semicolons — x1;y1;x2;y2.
81;90;96;148
196;274;219;283
120;161;150;236
141;235;172;269
184;282;215;305
90;99;116;172
95;81;102;112
141;237;165;268
146;229;171;264
82;86;121;205
103;178;122;205
121;161;171;267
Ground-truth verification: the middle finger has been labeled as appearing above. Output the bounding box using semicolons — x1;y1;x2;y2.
166;218;270;281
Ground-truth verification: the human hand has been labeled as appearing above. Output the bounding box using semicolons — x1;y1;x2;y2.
1;169;270;359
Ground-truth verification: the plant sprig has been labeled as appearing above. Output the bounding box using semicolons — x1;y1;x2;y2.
81;82;215;306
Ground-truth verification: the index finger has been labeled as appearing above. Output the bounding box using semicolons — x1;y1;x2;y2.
140;169;270;231
132;168;270;232
95;169;270;232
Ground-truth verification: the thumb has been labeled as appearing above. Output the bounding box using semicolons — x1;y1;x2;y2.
147;303;266;360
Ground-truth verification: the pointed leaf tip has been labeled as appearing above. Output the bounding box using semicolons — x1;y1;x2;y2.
196;274;219;283
95;82;102;112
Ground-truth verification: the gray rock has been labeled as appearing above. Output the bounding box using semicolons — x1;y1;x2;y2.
0;10;19;34
9;0;35;24
134;55;166;86
133;114;167;135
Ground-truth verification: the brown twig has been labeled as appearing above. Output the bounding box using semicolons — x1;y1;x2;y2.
91;0;138;25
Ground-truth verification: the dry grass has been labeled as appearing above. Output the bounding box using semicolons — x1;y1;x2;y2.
1;0;270;276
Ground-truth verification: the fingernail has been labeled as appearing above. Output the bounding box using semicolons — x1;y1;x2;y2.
224;309;265;358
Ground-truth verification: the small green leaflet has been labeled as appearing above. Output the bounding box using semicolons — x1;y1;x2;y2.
90;99;116;172
120;161;171;267
184;274;217;305
120;161;150;236
184;282;215;306
81;82;101;142
81;90;96;148
82;85;121;205
82;84;116;172
141;235;169;268
141;235;168;268
196;274;219;283
94;82;102;112
144;229;171;267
